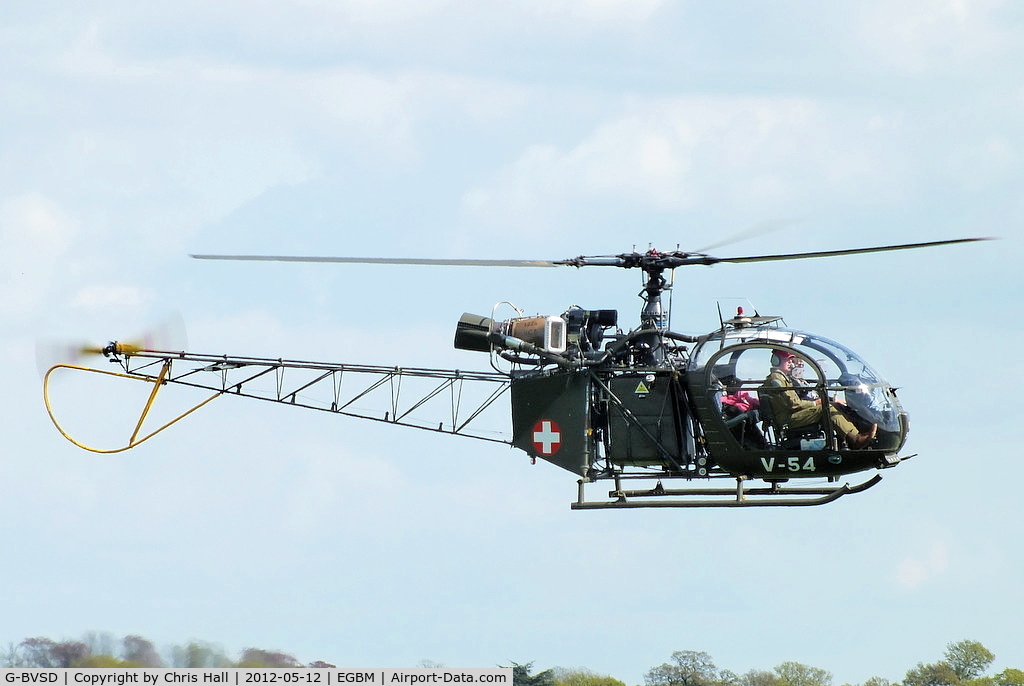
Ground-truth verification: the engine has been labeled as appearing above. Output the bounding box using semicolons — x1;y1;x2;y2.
454;307;618;364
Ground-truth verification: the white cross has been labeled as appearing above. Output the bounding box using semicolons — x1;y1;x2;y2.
533;420;561;454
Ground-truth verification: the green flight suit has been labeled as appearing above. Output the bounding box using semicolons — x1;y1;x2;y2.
761;369;858;439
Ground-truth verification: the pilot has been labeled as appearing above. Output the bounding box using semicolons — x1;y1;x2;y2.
761;349;877;449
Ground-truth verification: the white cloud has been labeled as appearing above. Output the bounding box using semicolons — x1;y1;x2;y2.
225;0;668;28
0;193;77;316
70;284;151;310
460;96;916;233
0;193;74;251
518;0;667;23
895;540;950;589
854;0;1015;73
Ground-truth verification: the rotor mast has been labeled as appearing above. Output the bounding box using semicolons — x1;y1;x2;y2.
555;250;709;365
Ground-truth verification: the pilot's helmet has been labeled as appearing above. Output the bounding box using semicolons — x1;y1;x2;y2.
771;349;797;367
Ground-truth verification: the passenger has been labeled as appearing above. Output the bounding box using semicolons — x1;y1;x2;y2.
719;375;766;449
720;376;760;414
761;350;876;449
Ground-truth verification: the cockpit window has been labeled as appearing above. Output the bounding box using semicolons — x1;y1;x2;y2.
690;327;906;451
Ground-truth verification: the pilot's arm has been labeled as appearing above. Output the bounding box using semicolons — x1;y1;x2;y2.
765;373;816;413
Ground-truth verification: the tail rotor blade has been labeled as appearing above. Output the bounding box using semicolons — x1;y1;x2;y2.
35;312;188;378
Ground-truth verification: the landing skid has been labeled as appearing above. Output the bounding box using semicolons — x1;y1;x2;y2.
571;474;883;509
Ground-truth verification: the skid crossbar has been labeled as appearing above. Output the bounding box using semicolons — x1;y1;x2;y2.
571;474;883;509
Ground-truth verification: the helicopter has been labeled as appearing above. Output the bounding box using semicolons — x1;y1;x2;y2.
42;237;990;508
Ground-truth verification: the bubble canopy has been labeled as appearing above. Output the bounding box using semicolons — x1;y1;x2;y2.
688;326;907;449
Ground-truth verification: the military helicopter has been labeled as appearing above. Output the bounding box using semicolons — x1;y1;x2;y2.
42;237;990;508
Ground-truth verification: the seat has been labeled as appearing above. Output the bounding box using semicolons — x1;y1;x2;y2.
757;389;825;450
722;406;767;449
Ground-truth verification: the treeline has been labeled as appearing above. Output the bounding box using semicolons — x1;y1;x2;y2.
3;634;1022;686
1;635;331;669
635;642;1023;686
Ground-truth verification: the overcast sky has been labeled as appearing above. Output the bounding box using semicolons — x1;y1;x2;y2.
2;0;1022;682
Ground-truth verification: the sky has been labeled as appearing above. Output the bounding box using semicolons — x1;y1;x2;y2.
1;0;1022;682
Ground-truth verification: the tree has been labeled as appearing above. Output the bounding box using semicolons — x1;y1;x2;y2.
75;655;137;668
238;648;301;668
903;640;998;686
18;638;58;668
740;670;779;686
553;667;627;686
719;670;741;686
506;662;556;686
774;662;832;686
994;670;1024;686
2;643;26;668
904;661;960;686
83;632;117;660
18;638;90;668
645;651;719;686
513;663;555;686
123;635;163;667
945;641;995;682
52;641;90;668
171;641;233;668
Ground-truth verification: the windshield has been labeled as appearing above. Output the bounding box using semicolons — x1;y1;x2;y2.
689;327;905;437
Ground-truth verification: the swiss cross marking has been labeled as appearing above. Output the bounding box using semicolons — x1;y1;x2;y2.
532;419;562;455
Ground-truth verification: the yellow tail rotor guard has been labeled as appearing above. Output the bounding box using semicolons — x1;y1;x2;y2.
43;360;220;453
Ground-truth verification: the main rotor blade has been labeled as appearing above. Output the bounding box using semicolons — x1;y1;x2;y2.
693;218;803;254
192;237;994;271
713;237;995;264
190;254;559;268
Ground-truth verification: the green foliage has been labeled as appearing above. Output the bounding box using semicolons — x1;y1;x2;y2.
739;669;779;686
506;662;556;686
644;650;719;686
903;639;999;686
904;660;961;686
718;670;740;686
553;667;626;686
774;662;832;686
946;642;996;682
74;655;139;668
171;641;234;668
0;631;1019;686
995;670;1024;686
237;648;301;668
